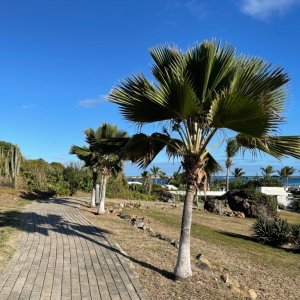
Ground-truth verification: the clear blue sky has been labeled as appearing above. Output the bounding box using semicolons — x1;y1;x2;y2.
1;0;300;176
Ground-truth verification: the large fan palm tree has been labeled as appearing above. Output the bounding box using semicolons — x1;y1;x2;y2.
225;139;238;191
278;166;296;186
107;40;300;278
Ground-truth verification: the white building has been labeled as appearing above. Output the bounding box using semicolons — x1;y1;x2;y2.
256;186;293;207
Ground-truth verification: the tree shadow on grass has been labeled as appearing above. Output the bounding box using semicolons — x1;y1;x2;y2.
218;231;300;254
0;198;175;280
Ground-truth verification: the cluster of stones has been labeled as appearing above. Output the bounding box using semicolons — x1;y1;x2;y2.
195;254;257;300
117;212;179;249
220;274;257;300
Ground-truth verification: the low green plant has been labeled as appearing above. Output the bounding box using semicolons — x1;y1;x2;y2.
252;216;291;246
291;224;300;248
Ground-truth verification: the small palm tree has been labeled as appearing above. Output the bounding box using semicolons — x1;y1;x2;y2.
107;40;300;278
277;166;295;186
231;167;246;183
70;145;100;207
225;139;238;191
261;165;275;178
150;166;161;184
85;123;127;215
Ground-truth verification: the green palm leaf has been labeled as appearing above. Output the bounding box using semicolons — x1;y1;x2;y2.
236;134;300;159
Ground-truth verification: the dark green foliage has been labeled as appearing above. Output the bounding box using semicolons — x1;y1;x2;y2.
252;216;290;246
106;173;158;201
291;224;300;248
19;159;92;196
231;177;282;190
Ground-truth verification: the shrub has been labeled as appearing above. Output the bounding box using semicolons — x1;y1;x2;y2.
291;224;300;248
252;216;290;246
291;197;300;211
106;173;159;201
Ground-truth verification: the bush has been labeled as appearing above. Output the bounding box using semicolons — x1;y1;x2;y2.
252;216;291;246
291;224;300;248
106;173;159;201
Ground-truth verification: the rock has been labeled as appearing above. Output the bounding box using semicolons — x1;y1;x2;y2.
204;199;223;214
120;202;124;208
130;217;137;225
223;211;234;217
171;240;179;249
220;273;240;288
195;254;212;271
135;221;144;229
247;289;257;300
151;232;161;238
220;274;257;300
225;189;275;218
233;211;245;218
148;227;154;234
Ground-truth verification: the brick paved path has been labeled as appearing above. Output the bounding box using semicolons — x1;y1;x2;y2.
0;198;147;300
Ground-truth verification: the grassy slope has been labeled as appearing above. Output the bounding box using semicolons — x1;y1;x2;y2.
124;206;300;276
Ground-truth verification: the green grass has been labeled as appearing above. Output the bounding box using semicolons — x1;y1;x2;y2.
278;210;300;224
125;208;300;276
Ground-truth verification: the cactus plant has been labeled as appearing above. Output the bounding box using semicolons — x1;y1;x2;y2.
0;141;22;188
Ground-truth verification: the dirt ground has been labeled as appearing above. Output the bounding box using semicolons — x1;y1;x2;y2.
80;198;300;300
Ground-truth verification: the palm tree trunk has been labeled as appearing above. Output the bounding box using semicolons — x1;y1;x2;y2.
174;182;196;278
91;188;96;207
97;175;108;215
95;183;100;204
226;166;230;192
90;172;97;207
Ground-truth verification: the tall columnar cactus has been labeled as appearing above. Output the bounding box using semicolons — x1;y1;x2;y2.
0;141;22;188
9;145;21;188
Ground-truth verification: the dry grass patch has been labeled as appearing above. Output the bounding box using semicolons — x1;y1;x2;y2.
0;188;32;270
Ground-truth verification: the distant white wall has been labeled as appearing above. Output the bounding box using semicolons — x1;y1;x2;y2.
256;186;292;207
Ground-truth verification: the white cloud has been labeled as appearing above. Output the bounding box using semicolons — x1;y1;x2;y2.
20;103;37;109
185;0;208;19
77;94;107;108
240;0;300;20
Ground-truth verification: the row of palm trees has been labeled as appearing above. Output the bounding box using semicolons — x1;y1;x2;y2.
72;40;300;279
228;165;296;185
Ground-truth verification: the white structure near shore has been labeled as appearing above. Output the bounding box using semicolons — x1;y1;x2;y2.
170;187;293;207
256;186;293;207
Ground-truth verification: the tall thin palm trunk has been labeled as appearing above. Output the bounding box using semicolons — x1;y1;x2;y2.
226;166;230;192
174;183;196;278
97;175;108;215
90;172;97;207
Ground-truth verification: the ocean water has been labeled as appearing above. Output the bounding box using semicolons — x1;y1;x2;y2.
128;176;300;187
212;176;300;187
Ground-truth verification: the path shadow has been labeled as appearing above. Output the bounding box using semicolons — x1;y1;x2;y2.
1;198;175;280
19;192;89;207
